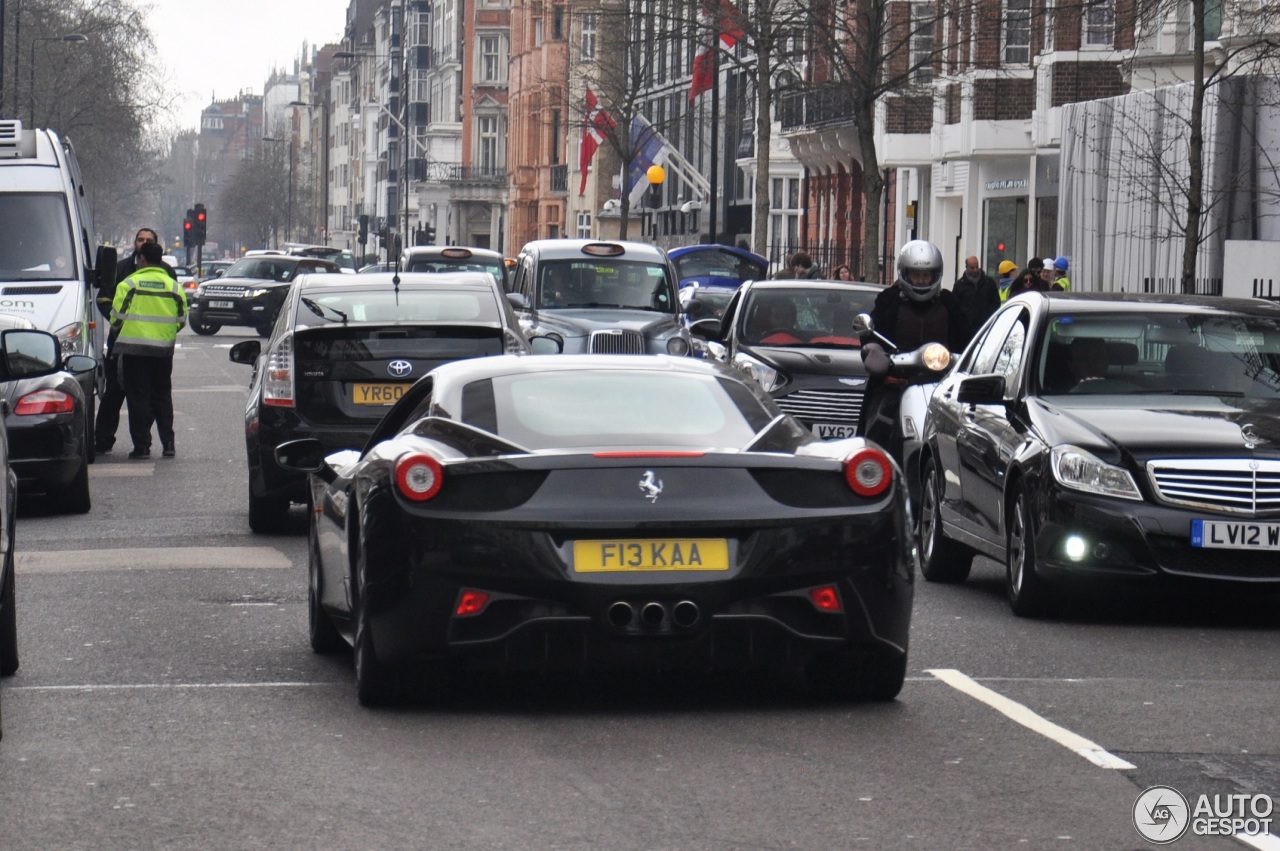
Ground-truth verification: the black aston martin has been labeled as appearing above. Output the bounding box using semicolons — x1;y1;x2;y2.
919;292;1280;616
276;355;916;705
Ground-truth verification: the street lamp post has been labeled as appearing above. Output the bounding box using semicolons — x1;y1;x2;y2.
261;136;295;245
28;33;87;127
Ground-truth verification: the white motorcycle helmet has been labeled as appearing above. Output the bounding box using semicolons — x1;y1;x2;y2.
896;240;944;302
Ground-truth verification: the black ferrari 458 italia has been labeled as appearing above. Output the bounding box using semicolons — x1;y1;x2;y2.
276;355;917;705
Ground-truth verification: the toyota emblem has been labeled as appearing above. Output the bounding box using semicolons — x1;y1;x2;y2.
387;360;413;378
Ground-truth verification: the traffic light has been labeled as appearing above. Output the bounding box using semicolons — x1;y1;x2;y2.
418;225;436;246
358;214;369;244
183;208;195;247
193;203;208;246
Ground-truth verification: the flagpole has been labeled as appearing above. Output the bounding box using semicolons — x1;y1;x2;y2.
709;48;720;245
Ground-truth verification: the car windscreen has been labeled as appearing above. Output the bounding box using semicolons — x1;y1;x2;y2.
223;258;297;281
741;288;878;346
0;193;78;281
674;249;766;282
681;288;736;320
406;258;505;290
294;289;500;328
461;371;773;450
537;259;675;312
1038;311;1280;399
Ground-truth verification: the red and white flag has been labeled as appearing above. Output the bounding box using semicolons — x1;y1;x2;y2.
689;0;745;104
579;87;617;196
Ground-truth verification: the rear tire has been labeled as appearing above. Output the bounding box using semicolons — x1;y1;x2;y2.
56;460;92;515
1;546;18;677
353;543;397;706
918;457;973;583
256;324;274;338
805;648;907;702
85;390;96;464
247;481;290;534
1007;486;1053;617
308;521;346;655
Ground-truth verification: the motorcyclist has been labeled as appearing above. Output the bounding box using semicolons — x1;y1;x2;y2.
857;240;972;449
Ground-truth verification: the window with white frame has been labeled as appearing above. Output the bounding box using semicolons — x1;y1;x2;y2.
1005;0;1031;63
480;35;505;83
910;3;934;84
409;12;429;48
1085;0;1116;46
479;116;500;175
576;212;592;238
580;12;597;59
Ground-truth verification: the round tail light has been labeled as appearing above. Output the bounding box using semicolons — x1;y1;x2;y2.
843;448;892;497
394;452;444;501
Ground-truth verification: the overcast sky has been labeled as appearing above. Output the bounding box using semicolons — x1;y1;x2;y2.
149;0;351;130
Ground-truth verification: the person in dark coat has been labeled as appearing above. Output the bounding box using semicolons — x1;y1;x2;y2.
952;255;1001;331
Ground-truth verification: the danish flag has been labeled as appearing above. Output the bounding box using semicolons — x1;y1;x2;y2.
689;0;745;104
579;87;617;196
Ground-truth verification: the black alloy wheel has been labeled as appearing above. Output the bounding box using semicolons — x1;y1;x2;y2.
1;542;19;676
1007;486;1053;617
805;648;908;702
918;457;973;583
308;520;346;655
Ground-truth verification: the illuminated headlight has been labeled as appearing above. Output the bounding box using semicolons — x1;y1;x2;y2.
1050;445;1142;500
732;352;785;392
666;336;690;356
921;343;951;372
245;288;271;298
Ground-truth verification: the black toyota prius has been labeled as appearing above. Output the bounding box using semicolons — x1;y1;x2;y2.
230;272;541;533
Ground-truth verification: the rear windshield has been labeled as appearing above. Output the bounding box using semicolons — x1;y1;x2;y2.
406;257;505;290
0;193;78;281
674;248;766;283
224;258;299;281
295;289;500;328
536;259;675;312
461;371;773;449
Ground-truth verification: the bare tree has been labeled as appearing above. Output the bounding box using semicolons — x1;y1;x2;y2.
220;141;290;249
15;0;175;241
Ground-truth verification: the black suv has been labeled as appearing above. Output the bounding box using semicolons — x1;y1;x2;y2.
188;254;344;336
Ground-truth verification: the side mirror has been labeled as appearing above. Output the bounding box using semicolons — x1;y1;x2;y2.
0;329;61;381
688;317;722;341
229;340;261;364
529;333;564;355
956;374;1007;405
212;269;225;278
63;354;97;375
506;292;529;310
274;438;338;484
852;313;874;334
95;245;119;291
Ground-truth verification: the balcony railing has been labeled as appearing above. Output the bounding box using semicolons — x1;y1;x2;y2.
779;83;858;132
408;162;507;184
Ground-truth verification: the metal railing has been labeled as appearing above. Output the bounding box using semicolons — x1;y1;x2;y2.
778;84;858;132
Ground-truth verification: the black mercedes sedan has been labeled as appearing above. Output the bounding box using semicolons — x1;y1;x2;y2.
691;279;882;439
918;292;1280;615
275;355;916;706
229;272;540;533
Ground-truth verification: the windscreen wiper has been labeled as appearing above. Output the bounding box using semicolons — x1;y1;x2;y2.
301;297;348;324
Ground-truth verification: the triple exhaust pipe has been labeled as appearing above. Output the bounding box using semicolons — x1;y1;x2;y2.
607;599;701;629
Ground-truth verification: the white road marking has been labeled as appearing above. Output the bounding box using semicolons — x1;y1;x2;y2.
927;668;1136;770
89;464;153;477
1236;834;1280;850
17;546;293;573
9;682;339;692
173;385;247;392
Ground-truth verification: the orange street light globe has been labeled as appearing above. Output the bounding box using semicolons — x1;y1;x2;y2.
646;164;666;185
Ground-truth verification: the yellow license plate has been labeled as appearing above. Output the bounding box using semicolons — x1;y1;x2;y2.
573;539;730;572
353;383;409;405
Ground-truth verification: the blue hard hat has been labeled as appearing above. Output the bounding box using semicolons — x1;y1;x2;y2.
1054;256;1069;271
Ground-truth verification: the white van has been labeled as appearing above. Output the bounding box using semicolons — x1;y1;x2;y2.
0;120;117;444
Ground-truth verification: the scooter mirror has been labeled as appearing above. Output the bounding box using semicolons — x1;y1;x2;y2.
852;313;874;334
